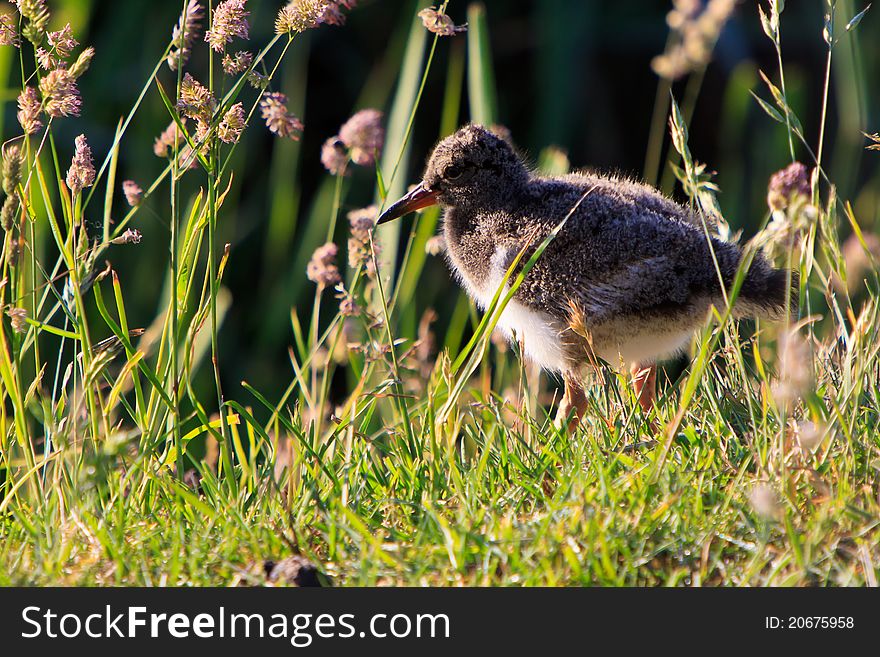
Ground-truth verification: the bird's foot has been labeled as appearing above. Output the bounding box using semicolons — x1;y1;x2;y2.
554;374;588;435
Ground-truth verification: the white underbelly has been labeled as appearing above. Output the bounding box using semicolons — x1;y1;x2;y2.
458;247;568;373
494;300;568;372
453;246;693;373
596;329;693;365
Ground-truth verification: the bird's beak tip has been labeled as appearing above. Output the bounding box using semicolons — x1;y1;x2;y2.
377;182;439;225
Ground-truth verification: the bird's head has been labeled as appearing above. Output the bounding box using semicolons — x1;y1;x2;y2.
378;124;528;224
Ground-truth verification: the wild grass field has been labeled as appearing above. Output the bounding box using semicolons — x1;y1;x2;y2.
0;0;878;586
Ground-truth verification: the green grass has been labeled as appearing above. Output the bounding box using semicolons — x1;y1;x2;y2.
1;1;879;586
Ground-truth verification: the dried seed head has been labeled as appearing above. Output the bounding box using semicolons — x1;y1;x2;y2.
338;109;383;167
418;7;467;36
307;241;341;289
841;232;880;293
69;45;95;78
652;0;737;80
246;70;268;89
338;295;361;317
16;86;42;135
0;12;19;46
39;67;81;117
6;306;27;335
218;102;246;144
425;234;446;256
205;0;249;52
65;134;95;196
260;92;303;140
667;0;701;29
795;420;825;453
153;120;186;158
347;205;377;241
749;483;782;521
47;23;77;58
36;46;61;70
122;180;143;207
771;329;812;407
15;0;50;44
275;2;319;33
222;50;253;74
347;234;379;276
177;73;216;123
167;0;203;71
177;144;201;170
320;137;348;175
767;161;811;212
275;0;351;34
1;194;20;231
2;144;23;196
110;228;142;245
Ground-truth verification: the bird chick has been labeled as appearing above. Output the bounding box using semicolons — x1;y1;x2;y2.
379;125;796;432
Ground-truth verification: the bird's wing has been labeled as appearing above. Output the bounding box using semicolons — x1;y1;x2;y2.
543;205;721;325
562;171;707;228
571;256;695;323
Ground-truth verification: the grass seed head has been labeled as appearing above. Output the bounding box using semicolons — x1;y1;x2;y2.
222;50;253;74
122;180;143;207
69;45;95;78
167;0;203;71
425;235;445;256
260;92;303;140
275;1;354;35
177;73;216;123
47;22;77;58
218;102;246;144
36;46;61;70
418;7;467;36
65;134;95;196
110;228;142;245
246;70;268;89
795;420;825;453
39;68;81;117
749;483;782;521
338;109;383;167
15;0;50;44
153;120;186;158
347;205;377;241
767;161;810;212
6;306;28;334
772;329;813;408
205;0;249;53
338;295;361;317
0;12;19;46
2;143;23;196
1;194;20;231
652;0;737;80
16;86;42;135
307;242;341;289
321;137;348;175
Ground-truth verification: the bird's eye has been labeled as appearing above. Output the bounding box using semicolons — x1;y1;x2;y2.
443;164;475;185
444;165;463;180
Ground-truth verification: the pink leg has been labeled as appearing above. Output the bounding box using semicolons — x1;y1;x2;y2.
554;373;588;434
631;363;657;416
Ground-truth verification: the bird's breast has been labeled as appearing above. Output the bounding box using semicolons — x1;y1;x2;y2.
448;241;568;373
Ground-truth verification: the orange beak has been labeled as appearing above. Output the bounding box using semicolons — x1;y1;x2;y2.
377;182;439;224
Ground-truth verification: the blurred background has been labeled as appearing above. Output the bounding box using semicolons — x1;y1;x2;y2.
2;0;877;411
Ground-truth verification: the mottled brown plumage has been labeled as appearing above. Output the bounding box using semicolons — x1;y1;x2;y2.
379;125;796;430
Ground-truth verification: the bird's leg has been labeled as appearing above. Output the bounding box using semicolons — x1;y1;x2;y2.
630;362;657;416
555;373;588;434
